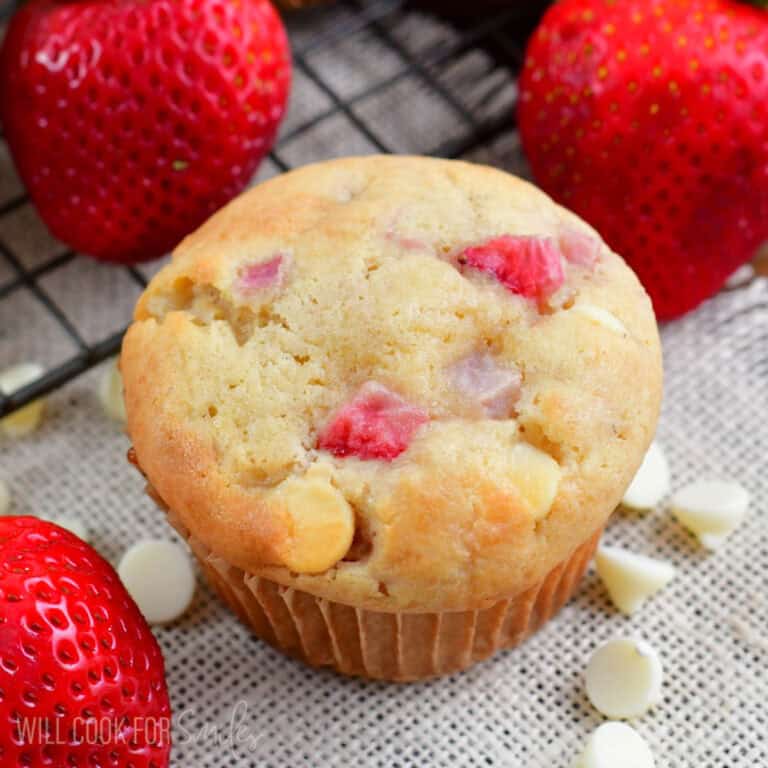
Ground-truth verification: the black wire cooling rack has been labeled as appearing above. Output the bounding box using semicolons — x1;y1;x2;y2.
0;0;546;418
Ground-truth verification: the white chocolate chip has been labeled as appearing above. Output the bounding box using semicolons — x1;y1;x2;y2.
622;442;670;510
271;465;354;574
671;480;749;549
0;479;9;515
596;545;675;615
724;263;755;289
573;722;655;768
118;540;196;624
509;442;561;519
0;362;46;438
50;517;89;542
99;358;126;422
585;638;663;719
698;531;732;550
572;304;628;335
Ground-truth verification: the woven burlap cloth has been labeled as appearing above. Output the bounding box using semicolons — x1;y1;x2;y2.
1;7;766;767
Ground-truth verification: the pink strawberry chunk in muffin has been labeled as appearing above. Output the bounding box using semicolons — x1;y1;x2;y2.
239;254;288;292
450;352;521;419
459;235;564;300
559;229;601;267
318;382;429;461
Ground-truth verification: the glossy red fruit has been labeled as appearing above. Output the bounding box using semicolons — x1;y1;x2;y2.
318;382;429;461
0;0;291;264
0;517;171;767
459;235;565;300
518;0;768;319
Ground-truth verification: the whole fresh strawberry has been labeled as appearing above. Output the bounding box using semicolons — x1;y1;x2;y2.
518;0;768;319
0;0;290;264
0;517;171;766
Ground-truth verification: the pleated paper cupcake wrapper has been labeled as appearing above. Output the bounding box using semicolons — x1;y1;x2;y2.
166;503;600;682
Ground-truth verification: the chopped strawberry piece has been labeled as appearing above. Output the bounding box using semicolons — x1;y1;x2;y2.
450;352;521;419
318;382;428;461
239;254;287;292
459;235;565;299
559;229;601;267
386;232;428;252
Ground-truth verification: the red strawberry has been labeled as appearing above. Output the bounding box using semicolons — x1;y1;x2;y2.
0;0;290;264
459;235;565;300
0;517;171;767
318;382;429;461
518;0;768;319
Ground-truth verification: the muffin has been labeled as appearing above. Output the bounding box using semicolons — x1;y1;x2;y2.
121;156;662;682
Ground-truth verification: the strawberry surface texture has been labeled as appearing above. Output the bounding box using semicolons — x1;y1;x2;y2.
0;517;172;767
0;0;291;264
519;0;768;318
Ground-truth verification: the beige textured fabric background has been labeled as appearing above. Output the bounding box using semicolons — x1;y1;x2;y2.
1;5;766;767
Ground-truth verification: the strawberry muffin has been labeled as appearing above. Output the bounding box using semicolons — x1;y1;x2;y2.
121;156;662;681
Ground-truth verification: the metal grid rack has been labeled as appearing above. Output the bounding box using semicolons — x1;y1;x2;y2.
0;0;545;418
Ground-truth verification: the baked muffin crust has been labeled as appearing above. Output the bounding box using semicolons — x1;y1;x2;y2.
122;156;662;612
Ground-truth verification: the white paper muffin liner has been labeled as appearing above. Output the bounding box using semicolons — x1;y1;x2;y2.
168;502;600;682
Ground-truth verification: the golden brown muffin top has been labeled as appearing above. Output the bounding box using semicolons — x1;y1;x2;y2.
122;156;662;612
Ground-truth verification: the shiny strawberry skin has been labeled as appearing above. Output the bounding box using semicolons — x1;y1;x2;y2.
518;0;768;319
0;0;291;264
0;517;171;767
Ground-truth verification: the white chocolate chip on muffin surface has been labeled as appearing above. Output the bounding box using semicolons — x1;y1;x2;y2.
269;464;354;574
